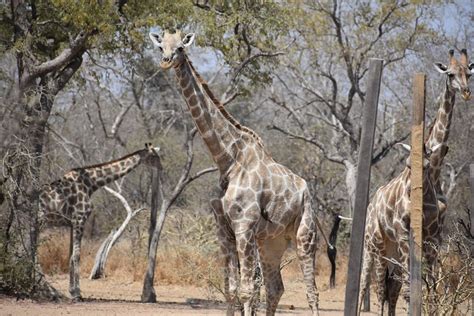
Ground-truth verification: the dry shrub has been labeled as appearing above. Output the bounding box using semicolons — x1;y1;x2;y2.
38;229;70;275
155;245;221;286
423;223;473;316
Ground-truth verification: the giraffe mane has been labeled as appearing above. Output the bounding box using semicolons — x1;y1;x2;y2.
69;149;144;172
185;56;265;148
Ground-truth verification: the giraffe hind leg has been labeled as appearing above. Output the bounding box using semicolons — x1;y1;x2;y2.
296;196;319;315
258;235;287;316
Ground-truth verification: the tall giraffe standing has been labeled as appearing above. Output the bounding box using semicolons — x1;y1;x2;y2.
149;30;332;316
359;145;439;315
39;143;160;300
359;49;472;315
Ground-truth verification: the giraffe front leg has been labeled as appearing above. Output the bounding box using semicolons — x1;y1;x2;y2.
210;199;239;316
69;201;91;301
358;239;374;314
398;233;410;308
372;254;388;315
235;229;258;316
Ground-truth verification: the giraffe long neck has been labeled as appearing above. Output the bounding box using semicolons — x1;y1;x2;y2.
83;152;142;190
175;57;240;173
425;80;456;189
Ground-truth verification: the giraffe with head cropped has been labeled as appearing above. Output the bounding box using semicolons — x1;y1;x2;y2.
149;30;333;316
39;143;160;300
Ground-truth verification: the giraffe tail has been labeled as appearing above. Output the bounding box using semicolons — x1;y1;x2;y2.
327;214;342;288
313;213;337;288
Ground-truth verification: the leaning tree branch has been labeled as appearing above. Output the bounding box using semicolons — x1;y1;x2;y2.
90;185;147;279
22;31;93;88
371;133;410;166
269;124;345;165
221;50;285;103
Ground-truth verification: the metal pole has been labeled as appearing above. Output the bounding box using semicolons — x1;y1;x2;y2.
470;164;474;316
344;58;383;316
409;73;425;316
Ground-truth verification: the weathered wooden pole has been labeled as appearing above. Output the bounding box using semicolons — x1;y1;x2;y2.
344;58;383;316
409;73;425;316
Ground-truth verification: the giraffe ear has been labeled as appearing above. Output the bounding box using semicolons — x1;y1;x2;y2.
149;32;163;48
182;33;195;47
469;63;474;71
434;63;448;74
396;143;411;153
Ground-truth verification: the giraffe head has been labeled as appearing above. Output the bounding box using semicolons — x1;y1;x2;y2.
149;30;195;70
140;143;161;166
434;49;473;101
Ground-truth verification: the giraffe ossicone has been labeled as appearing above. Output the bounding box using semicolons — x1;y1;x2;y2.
150;29;333;316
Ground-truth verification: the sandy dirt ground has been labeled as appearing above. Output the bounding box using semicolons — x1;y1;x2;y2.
0;274;394;315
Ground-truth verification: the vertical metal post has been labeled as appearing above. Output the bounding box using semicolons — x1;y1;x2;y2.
344;58;383;315
409;73;425;316
470;164;474;316
470;165;474;245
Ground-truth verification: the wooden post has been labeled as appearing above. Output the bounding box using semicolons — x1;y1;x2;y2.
409;73;425;316
344;58;383;316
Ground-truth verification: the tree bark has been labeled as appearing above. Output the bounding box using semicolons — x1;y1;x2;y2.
142;166;165;303
1;0;87;300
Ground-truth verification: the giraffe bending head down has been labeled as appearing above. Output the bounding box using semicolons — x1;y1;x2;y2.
359;144;441;315
150;30;333;316
39;143;160;300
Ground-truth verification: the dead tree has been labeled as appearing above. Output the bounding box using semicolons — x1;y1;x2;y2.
89;185;147;280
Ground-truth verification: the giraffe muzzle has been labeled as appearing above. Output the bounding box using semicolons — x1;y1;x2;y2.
160;59;173;70
462;89;471;101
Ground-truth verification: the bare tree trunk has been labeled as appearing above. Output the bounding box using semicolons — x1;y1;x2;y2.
141;128;217;302
142;166;165;302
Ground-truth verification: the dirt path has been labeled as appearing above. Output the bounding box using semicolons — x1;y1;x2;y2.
0;275;387;315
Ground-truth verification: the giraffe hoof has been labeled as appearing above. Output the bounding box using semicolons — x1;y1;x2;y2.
71;295;83;303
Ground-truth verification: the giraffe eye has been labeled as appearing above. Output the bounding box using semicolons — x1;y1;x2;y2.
448;73;455;78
